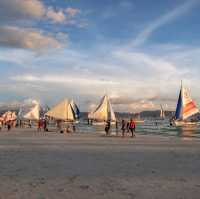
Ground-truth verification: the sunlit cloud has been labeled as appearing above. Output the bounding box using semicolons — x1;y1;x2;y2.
66;7;81;17
46;7;66;23
0;26;61;50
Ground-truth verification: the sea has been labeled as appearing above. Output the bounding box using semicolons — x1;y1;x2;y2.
75;118;200;139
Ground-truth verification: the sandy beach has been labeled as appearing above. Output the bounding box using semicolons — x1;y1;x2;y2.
0;128;200;199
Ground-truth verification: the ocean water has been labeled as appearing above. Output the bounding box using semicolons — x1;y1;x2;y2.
75;119;200;139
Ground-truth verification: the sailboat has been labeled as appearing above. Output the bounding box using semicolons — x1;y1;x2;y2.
160;104;165;120
88;95;116;125
45;99;75;121
173;82;199;126
70;100;80;120
2;111;17;122
23;103;40;120
18;102;40;120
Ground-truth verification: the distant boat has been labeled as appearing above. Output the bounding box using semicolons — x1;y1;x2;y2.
45;99;75;121
133;113;145;124
173;82;199;126
160;104;165;120
88;95;116;125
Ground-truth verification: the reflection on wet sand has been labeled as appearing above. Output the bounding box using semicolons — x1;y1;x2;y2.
177;126;198;138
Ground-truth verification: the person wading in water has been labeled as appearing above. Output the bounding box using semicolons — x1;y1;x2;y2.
105;120;111;136
129;119;136;137
121;120;126;137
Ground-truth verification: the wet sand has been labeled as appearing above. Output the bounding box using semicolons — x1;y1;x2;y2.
0;128;200;199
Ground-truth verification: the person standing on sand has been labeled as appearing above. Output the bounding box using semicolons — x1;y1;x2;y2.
72;123;76;133
43;119;47;132
129;119;136;137
105;120;111;136
121;120;126;137
37;119;42;132
0;121;2;131
7;122;11;131
115;120;118;135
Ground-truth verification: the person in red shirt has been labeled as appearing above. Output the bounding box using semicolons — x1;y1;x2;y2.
37;119;43;132
129;119;136;137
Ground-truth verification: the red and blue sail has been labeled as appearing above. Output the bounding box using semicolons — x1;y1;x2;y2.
175;89;182;120
175;84;199;120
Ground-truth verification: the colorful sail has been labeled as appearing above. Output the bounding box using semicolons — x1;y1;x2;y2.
70;100;80;119
175;83;199;120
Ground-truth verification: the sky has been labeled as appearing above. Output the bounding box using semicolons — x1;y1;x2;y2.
0;0;200;112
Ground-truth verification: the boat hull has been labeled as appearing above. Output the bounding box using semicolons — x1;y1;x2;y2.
91;121;116;126
134;120;145;124
173;120;200;127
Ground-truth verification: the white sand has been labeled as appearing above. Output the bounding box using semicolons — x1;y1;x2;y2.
0;128;200;199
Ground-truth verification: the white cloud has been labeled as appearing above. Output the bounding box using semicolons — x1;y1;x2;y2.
66;7;81;17
1;41;200;111
46;7;66;23
10;74;119;86
132;0;199;47
113;50;178;78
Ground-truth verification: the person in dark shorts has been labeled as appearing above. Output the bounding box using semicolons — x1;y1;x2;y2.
126;121;130;133
121;120;126;137
105;120;111;136
7;122;11;131
72;123;76;132
129;119;136;137
43;119;47;132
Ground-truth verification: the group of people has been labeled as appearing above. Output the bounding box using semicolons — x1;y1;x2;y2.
0;120;16;131
56;120;76;133
105;118;136;137
0;113;136;137
121;119;136;137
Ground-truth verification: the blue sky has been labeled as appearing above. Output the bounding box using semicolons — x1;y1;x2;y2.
0;0;200;112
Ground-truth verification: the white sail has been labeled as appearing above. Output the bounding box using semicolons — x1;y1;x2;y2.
88;95;116;121
108;100;116;121
23;103;40;120
45;99;75;121
160;105;165;119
